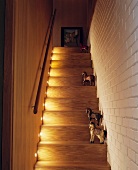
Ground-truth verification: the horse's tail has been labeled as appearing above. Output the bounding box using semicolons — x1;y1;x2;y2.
104;130;107;138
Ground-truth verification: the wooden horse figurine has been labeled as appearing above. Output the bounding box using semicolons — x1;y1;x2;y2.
86;108;103;126
82;71;95;86
80;44;88;53
89;121;106;144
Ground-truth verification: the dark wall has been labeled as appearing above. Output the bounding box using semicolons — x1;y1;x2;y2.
2;0;53;169
0;0;5;169
53;0;88;46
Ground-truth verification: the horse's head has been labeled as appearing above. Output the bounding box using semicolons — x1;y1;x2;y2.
82;71;87;76
86;108;92;115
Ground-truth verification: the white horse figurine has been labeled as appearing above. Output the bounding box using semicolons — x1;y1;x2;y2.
89;121;106;144
82;71;95;86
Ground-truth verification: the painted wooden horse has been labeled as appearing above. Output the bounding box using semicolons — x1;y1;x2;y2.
80;44;88;53
82;71;95;86
89;121;106;144
86;108;107;144
86;108;103;126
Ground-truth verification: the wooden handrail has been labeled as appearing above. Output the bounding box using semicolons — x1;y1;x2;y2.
33;9;56;114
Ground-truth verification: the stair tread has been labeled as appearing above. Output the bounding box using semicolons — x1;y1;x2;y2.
52;52;90;55
37;142;108;162
47;86;97;91
43;110;100;115
50;60;92;68
35;160;110;167
49;68;93;77
36;160;110;164
35;161;110;170
42;111;100;125
53;47;82;53
42;123;89;126
41;124;89;127
38;141;107;145
52;53;91;60
43;110;101;114
47;85;96;87
44;98;99;111
48;76;94;86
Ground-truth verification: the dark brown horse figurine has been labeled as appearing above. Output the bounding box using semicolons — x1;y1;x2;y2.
86;108;103;126
82;71;95;86
86;108;107;144
80;44;88;53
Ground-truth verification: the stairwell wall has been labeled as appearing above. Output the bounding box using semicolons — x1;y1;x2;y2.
3;0;53;169
53;0;89;46
88;0;138;170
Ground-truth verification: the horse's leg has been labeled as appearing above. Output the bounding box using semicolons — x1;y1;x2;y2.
90;129;95;143
91;75;95;86
98;130;105;144
82;79;85;86
89;124;95;143
93;76;95;86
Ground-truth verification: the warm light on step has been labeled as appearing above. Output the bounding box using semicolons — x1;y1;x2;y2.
38;132;42;137
50;62;61;68
44;103;47;108
49;70;62;77
52;48;62;53
46;89;57;97
45;91;48;95
46;79;58;86
37;147;59;161
34;152;38;158
44;101;58;110
51;54;60;60
43;114;60;124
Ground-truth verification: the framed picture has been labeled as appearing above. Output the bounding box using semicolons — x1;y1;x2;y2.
61;27;83;47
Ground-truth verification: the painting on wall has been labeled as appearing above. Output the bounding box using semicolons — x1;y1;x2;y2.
61;27;83;47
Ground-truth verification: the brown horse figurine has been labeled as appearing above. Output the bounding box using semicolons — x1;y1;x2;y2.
82;71;95;86
86;108;103;126
80;44;88;53
89;121;106;144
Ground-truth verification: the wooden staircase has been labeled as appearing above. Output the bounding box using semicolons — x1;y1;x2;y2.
34;47;111;170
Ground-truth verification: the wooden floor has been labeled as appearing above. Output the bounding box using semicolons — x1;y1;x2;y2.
34;47;111;170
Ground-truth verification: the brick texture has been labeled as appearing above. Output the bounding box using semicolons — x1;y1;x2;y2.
89;0;138;169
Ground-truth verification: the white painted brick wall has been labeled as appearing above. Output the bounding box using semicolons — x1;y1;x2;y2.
89;0;138;169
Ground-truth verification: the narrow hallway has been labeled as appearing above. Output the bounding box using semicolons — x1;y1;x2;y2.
34;47;110;170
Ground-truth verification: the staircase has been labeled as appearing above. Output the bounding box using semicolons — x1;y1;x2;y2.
34;47;111;170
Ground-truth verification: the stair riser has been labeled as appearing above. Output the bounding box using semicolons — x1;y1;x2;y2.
50;68;93;77
47;87;97;98
53;47;81;53
52;53;91;60
35;166;111;170
38;145;107;162
43;111;91;125
40;126;90;141
48;77;94;86
50;60;92;68
45;98;99;111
